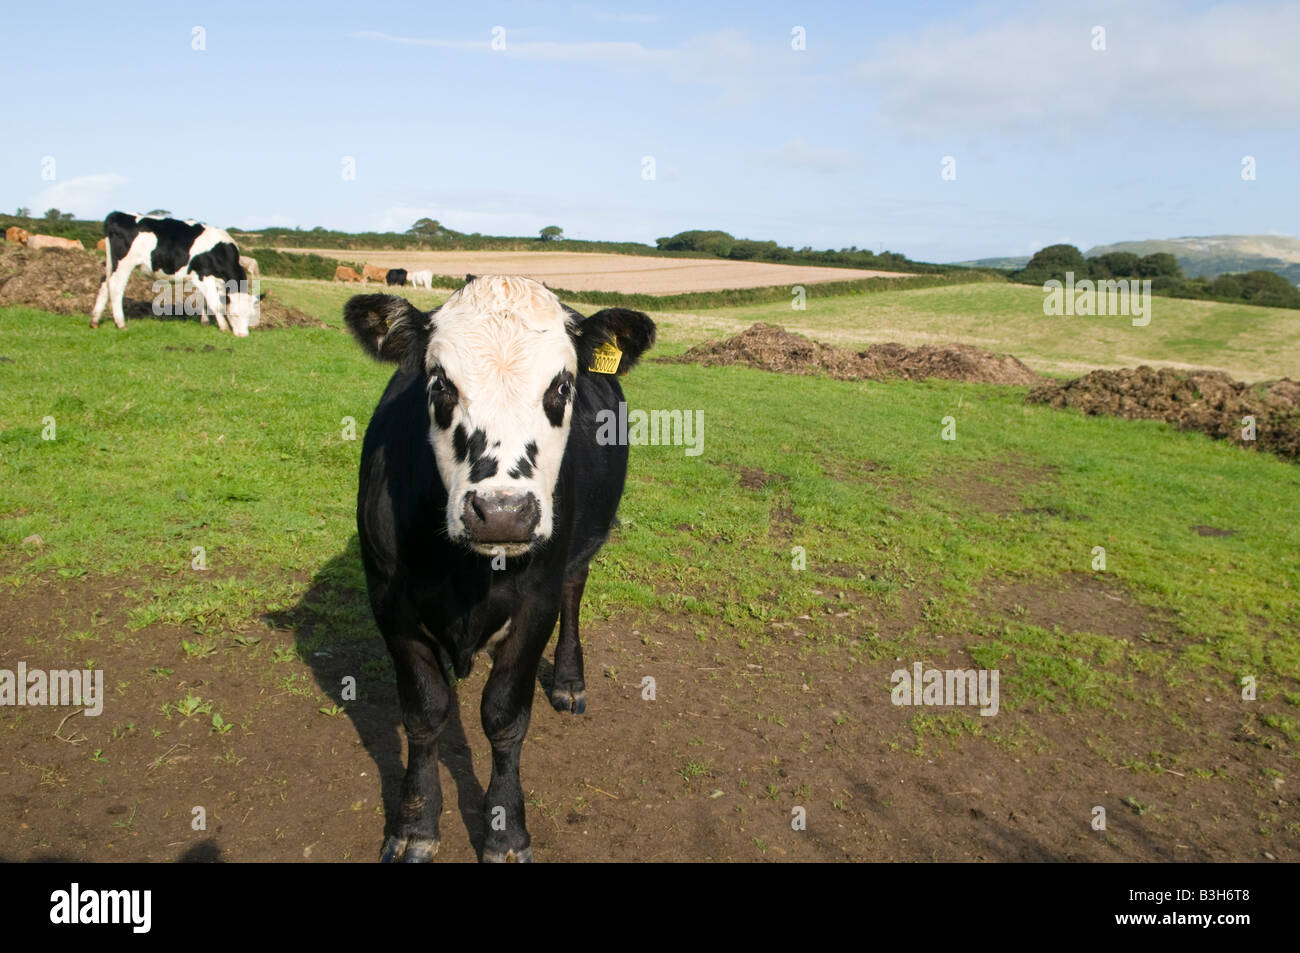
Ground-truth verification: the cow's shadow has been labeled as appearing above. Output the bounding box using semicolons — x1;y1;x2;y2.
266;536;487;859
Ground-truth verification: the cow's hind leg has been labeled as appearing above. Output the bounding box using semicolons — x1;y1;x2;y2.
381;620;452;863
91;280;109;327
480;609;555;862
549;565;589;714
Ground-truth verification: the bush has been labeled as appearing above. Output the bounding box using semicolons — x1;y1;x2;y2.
1091;251;1140;277
1025;244;1087;272
659;230;735;257
1137;253;1181;278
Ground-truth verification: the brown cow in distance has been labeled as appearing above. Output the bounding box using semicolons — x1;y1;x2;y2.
97;237;107;250
5;226;30;245
335;265;363;282
361;263;389;284
27;234;84;251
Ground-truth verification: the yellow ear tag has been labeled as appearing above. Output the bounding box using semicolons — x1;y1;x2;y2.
588;340;623;374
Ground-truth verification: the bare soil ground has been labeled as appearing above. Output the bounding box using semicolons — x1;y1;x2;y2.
277;248;916;295
677;322;1042;386
0;245;320;329
3;458;1293;863
1029;366;1300;460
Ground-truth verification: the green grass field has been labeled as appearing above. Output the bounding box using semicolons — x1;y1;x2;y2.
1;275;1296;861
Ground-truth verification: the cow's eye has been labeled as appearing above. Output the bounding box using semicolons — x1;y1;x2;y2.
428;369;453;398
556;380;572;399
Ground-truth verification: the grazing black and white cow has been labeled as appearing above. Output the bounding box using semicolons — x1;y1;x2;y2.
345;275;655;863
91;211;256;336
385;268;408;287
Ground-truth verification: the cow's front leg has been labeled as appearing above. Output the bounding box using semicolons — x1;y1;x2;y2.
480;609;555;862
549;565;589;714
197;276;230;332
382;625;451;863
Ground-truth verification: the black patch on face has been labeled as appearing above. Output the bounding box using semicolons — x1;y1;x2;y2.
465;428;488;464
469;456;499;482
507;454;534;479
428;367;459;430
525;441;538;465
543;371;574;427
453;424;469;463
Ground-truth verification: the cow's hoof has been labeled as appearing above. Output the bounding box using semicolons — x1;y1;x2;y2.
482;846;533;863
380;835;439;863
549;683;586;715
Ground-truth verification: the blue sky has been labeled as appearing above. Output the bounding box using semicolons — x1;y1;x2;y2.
5;0;1298;262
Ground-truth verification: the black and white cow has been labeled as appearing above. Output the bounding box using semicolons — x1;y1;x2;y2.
91;211;257;336
385;268;408;287
344;275;655;862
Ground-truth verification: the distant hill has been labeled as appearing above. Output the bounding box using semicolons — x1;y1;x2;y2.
1083;235;1300;284
949;256;1029;270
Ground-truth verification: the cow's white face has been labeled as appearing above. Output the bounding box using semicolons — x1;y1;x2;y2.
227;291;257;337
344;277;657;559
423;276;578;555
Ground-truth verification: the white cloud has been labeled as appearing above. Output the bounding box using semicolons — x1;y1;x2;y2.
853;1;1300;137
353;27;808;106
754;139;859;173
27;173;128;218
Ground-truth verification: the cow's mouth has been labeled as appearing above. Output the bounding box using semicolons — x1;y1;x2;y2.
464;539;537;559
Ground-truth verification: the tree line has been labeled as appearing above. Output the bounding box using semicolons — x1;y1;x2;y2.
1010;244;1300;309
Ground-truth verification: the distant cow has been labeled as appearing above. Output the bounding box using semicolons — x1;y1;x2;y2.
362;263;389;284
409;269;433;289
385;268;407;287
239;255;261;281
91;211;256;336
26;235;83;251
345;275;655;862
335;265;363;282
5;226;30;245
96;237;107;250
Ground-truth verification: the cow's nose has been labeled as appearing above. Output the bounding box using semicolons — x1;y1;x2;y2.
461;490;540;543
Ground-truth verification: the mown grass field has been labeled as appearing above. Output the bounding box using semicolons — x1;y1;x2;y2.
0;275;1296;862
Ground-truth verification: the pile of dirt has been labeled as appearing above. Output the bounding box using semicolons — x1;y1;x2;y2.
678;323;1041;386
1028;366;1300;459
0;244;320;329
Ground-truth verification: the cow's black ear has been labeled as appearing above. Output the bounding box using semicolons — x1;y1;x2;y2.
344;294;432;371
573;308;656;375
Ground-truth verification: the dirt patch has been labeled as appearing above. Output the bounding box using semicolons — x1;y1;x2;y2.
769;492;803;540
0;244;320;330
984;572;1179;646
736;466;786;490
936;456;1058;516
1028;366;1300;460
678;323;1041;386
